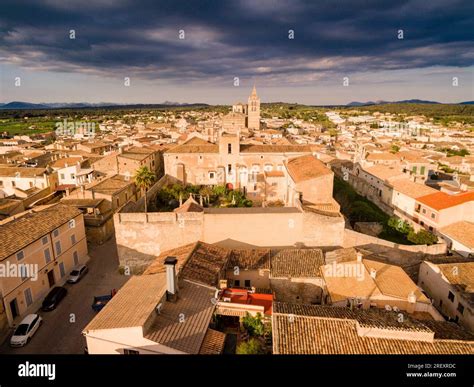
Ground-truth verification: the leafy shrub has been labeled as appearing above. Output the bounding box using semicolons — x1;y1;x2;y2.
236;338;264;355
242;313;265;337
407;229;438;245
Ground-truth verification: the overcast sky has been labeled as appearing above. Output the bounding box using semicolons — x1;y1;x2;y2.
0;0;473;105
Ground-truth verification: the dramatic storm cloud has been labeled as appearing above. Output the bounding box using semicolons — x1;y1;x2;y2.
0;0;473;104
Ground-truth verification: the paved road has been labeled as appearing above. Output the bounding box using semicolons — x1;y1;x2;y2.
0;237;129;354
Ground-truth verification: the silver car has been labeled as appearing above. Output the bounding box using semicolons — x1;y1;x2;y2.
10;314;42;347
67;264;88;284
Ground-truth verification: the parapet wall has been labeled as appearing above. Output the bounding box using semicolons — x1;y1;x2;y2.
114;208;345;273
343;229;447;255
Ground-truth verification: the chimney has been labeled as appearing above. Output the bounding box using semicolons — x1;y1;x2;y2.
164;256;178;302
356;252;363;262
370;268;377;279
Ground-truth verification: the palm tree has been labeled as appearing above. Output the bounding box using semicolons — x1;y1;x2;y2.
134;166;156;213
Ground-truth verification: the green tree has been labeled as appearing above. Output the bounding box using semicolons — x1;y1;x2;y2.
387;217;413;234
242;312;265;337
390;145;400;154
407;229;438;245
134;166;156;213
236;338;264;354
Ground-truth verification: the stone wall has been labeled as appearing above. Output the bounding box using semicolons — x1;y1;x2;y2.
115;211;204;272
115;207;346;273
271;278;324;304
343;229;447;255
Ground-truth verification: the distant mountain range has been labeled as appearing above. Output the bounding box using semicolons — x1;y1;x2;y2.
0;100;472;110
346;99;474;106
0;101;208;110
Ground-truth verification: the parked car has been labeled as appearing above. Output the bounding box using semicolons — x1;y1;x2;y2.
10;314;43;347
67;264;88;284
41;286;67;311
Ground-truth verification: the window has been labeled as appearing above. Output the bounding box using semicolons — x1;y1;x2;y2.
68;219;75;229
0;180;3;187
227;164;232;174
71;234;76;245
429;226;433;232
209;172;215;179
227;143;232;154
420;166;425;175
24;288;33;307
431;213;435;219
53;229;59;238
71;173;75;179
59;262;66;278
55;241;62;255
412;166;417;174
60;173;65;180
29;182;33;188
422;209;426;214
448;291;455;302
264;164;273;172
16;251;25;261
457;303;465;315
123;349;139;355
244;280;251;288
73;251;79;266
12;181;16;187
271;182;278;187
42;236;48;245
234;280;240;287
20;265;28;280
44;248;51;264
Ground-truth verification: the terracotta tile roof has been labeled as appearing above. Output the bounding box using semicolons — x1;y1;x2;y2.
270;249;325;278
322;257;429;303
228;249;271;270
181;242;230;286
366;152;400;161
273;302;430;332
273;302;474;354
83;273;167;331
323;262;381;302
173;196;203;213
240;144;312;153
144;242;197;275
0;204;82;261
166;138;218;154
286;155;332;183
0;166;48;177
416;191;474;210
363;165;405;181
390;179;438;198
437;262;474;293
199;329;227;354
144;280;216;353
60;198;105;208
118;152;149;161
420;320;474;341
89;174;133;194
363;259;429;303
439;221;474;249
264;170;285;178
50;156;83;168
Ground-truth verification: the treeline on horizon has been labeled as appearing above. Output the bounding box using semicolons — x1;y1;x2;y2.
0;103;472;135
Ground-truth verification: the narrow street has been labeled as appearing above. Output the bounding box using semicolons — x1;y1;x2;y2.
0;237;129;354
